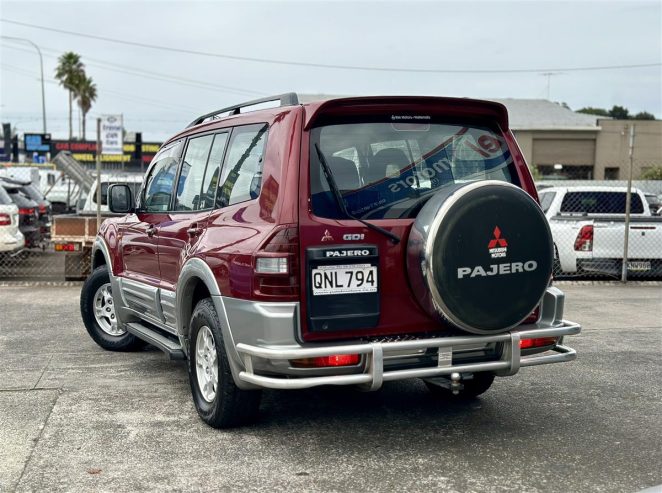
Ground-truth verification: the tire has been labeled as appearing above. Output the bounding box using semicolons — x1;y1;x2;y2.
424;372;495;399
188;298;261;428
80;265;146;351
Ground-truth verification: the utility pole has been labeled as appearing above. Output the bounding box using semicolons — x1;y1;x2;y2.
96;118;102;232
2;36;47;133
621;124;635;282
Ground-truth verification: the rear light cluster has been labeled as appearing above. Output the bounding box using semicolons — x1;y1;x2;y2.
38;204;48;214
253;225;299;299
291;354;361;368
0;213;10;226
18;208;35;216
520;337;558;349
574;225;593;251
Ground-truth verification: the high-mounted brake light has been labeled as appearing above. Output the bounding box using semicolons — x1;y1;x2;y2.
290;354;361;368
520;337;558;349
0;213;10;226
253;225;299;299
574;225;593;252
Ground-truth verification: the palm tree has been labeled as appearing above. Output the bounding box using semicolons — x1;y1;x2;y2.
76;76;97;140
54;52;84;140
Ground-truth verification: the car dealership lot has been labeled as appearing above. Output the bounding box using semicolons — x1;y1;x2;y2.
0;283;660;492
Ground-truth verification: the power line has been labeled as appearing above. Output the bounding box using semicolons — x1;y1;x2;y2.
3;18;661;74
1;41;264;97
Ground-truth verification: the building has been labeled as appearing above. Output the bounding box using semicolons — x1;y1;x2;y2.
495;99;662;180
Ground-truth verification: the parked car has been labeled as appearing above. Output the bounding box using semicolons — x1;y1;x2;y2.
0;177;52;242
80;94;581;428
0;181;41;248
539;186;662;277
77;174;143;215
0;184;25;254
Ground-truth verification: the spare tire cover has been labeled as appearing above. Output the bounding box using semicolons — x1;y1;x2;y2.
407;180;553;334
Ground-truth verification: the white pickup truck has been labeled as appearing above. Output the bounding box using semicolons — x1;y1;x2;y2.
539;186;662;278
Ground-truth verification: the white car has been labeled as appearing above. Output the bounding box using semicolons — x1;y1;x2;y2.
539;186;662;277
78;173;144;215
0;185;25;253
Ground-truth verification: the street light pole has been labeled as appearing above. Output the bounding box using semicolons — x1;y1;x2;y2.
2;36;47;133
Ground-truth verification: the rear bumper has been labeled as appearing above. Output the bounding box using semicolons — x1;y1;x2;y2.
236;322;580;390
224;286;581;390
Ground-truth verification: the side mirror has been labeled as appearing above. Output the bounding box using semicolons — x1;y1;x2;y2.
108;184;135;214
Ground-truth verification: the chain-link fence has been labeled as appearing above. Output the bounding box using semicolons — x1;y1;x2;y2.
538;179;662;280
1;175;661;282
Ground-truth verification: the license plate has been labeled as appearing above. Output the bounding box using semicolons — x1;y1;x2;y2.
312;263;377;296
627;261;651;271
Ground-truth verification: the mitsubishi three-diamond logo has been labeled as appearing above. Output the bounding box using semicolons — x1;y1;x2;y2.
488;226;508;259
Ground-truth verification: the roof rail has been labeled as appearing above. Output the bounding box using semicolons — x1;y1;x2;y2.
186;93;299;129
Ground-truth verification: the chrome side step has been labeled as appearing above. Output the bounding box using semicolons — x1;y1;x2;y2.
126;322;186;360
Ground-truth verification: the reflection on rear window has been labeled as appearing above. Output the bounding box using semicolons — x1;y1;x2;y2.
560;192;644;214
310;120;514;219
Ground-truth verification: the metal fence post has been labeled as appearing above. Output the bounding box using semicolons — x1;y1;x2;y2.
621;124;635;283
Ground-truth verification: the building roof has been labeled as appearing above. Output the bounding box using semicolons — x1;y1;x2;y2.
490;99;601;131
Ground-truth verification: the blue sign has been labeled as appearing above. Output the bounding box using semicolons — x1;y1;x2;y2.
24;133;51;152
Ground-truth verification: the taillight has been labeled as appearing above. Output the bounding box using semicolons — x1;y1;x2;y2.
520;337;558;349
0;213;10;226
253;225;299;299
574;225;593;251
38;204;47;214
18;208;34;216
290;354;361;368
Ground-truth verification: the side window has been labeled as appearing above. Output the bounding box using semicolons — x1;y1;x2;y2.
143;141;182;212
217;124;268;208
175;135;214;211
539;192;555;213
200;133;229;210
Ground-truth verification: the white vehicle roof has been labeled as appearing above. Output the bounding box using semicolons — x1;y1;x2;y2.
94;173;144;183
538;186;643;194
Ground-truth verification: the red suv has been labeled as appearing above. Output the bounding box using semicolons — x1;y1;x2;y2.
80;94;581;428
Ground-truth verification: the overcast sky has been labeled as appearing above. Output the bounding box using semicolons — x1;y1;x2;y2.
1;0;660;141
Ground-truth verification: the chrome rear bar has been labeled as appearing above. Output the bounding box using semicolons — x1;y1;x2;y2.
236;321;581;390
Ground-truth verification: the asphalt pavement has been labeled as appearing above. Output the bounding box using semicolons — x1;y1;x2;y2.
0;283;660;492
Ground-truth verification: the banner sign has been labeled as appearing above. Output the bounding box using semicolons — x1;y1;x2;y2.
100;115;123;155
51;140;161;166
24;133;52;152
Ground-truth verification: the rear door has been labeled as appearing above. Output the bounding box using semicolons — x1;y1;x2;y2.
300;111;519;341
157;131;229;291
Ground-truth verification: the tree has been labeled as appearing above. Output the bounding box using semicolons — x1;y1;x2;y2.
633;111;655;120
54;52;84;140
76;76;97;140
640;166;662;180
577;107;609;117
608;105;630;120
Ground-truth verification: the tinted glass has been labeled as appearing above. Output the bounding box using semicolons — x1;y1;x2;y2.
200;133;228;210
560;191;644;214
175;135;214;211
217;124;268;207
310;120;514;220
539;192;555;213
143;142;182;212
5;189;37;208
0;185;11;205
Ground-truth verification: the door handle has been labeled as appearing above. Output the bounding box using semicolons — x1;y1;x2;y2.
146;225;157;237
187;223;203;237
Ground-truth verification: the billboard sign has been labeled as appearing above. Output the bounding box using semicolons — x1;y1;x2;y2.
100;115;123;155
24;133;52;152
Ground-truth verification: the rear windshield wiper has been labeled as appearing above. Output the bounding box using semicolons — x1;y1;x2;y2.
314;143;400;245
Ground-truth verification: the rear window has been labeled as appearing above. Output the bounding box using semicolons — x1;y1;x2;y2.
20;184;45;202
560;191;644;214
310;119;514;219
539;191;555;213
